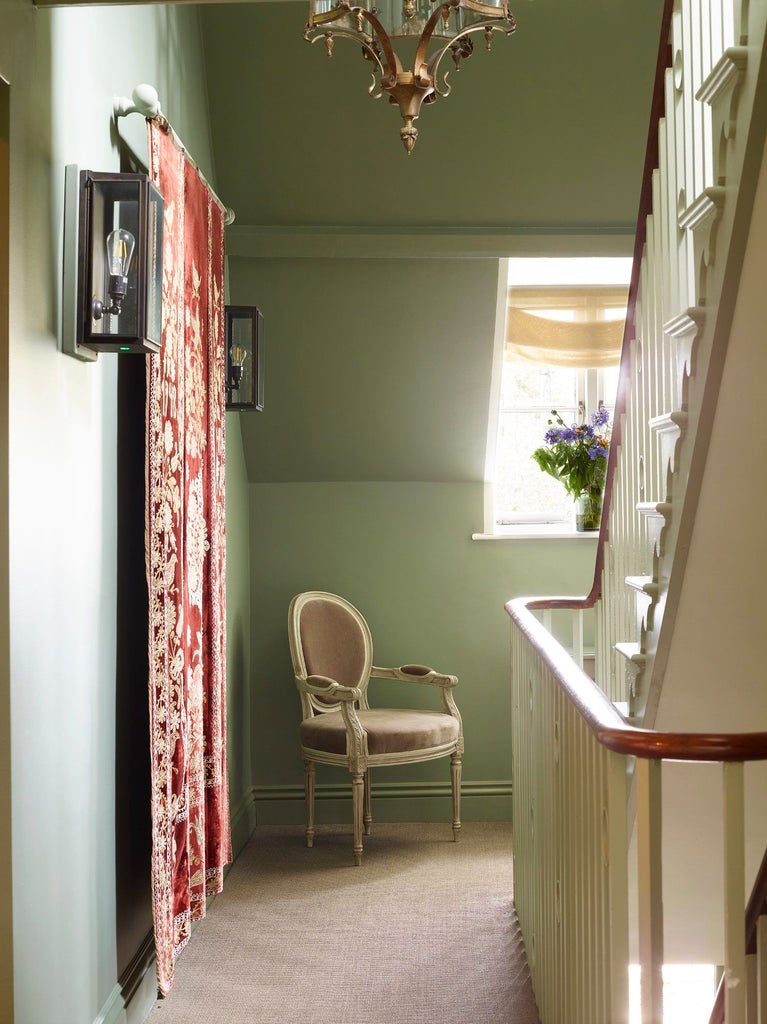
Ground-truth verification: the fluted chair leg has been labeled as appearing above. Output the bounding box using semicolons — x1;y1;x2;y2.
451;752;462;841
304;760;315;848
352;771;365;866
363;769;372;836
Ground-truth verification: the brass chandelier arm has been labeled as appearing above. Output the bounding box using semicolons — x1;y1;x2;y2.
413;0;461;79
307;29;389;92
306;4;404;86
425;15;515;97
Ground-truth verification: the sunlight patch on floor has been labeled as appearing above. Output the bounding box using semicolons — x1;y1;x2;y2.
629;965;718;1023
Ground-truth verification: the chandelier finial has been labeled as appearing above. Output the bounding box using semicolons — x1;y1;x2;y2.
400;116;418;154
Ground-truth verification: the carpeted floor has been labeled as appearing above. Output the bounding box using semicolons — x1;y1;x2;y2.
146;821;540;1024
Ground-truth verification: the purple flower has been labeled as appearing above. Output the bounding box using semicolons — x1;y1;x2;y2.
591;406;610;428
588;440;609;460
545;428;563;444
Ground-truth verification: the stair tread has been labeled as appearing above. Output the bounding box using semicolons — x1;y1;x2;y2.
649;410;688;432
637;500;672;519
625;575;660;599
615;642;647;665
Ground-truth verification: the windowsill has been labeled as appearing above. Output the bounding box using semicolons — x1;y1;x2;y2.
472;524;600;541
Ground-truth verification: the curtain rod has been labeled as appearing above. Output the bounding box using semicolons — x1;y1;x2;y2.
114;84;236;227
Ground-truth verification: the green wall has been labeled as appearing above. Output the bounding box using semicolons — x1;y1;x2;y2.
206;0;660;825
248;482;596;822
225;417;254;851
229;255;598;824
0;5;252;1023
230;256;500;483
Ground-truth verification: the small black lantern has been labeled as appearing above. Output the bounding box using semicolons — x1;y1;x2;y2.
225;306;264;411
64;167;164;357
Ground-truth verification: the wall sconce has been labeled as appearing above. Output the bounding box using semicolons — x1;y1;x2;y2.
62;165;164;360
225;306;264;411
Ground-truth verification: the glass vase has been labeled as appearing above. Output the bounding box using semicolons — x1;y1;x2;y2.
575;486;603;532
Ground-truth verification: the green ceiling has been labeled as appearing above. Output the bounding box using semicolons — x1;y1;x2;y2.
202;0;664;231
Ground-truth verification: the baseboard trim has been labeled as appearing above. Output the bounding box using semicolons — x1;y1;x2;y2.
253;779;512;825
255;779;511;801
119;929;155;1009
93;984;126;1024
229;785;258;857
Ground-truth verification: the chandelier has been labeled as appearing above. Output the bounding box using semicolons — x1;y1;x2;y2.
305;0;516;153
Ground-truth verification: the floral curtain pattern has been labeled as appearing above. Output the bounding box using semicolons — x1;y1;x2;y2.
147;119;231;996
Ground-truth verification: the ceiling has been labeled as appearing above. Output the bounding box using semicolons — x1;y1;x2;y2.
201;0;665;233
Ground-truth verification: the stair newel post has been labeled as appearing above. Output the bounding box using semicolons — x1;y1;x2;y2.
723;760;747;1024
636;756;664;1024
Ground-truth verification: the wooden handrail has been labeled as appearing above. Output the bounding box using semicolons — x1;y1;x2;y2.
507;598;767;763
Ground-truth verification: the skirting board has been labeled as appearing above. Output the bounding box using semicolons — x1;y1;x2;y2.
230;784;258;857
92;984;126;1024
253;780;512;826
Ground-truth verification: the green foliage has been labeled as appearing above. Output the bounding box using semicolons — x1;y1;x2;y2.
531;408;610;500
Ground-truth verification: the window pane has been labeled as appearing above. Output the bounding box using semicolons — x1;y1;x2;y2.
500;363;578;411
495;408;574;521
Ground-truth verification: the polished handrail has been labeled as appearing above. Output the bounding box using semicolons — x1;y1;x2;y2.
507;597;767;763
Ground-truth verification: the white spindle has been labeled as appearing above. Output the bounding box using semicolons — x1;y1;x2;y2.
756;915;767;1024
636;758;664;1023
724;761;747;1024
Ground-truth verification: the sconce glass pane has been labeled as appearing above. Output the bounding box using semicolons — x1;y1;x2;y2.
147;184;163;347
226;306;264;411
76;170;165;355
89;179;142;341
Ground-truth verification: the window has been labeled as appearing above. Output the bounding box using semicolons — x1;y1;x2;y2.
487;258;632;534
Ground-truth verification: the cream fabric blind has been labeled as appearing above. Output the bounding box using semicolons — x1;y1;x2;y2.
505;285;628;368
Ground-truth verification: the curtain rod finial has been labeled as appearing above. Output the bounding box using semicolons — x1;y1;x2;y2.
114;84;162;120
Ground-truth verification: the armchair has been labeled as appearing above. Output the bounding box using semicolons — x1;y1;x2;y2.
288;591;464;865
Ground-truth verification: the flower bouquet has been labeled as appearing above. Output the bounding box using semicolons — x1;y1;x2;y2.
532;406;610;531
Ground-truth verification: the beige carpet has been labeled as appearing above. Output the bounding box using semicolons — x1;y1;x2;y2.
146;821;541;1024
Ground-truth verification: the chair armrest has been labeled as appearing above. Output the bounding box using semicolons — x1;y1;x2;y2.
371;664;458;688
296;674;361;702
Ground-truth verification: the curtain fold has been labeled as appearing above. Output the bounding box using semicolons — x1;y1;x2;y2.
146;119;231;996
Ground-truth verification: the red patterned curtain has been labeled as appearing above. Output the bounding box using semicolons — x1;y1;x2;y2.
146;119;231;996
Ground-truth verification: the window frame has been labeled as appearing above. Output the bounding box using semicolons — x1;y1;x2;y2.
493;365;618;530
480;257;628;538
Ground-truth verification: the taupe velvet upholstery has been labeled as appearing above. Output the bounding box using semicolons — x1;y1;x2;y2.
288;591;464;865
300;708;461;756
300;599;367;686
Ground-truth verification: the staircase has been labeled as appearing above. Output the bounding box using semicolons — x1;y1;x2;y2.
596;0;767;726
506;0;767;1020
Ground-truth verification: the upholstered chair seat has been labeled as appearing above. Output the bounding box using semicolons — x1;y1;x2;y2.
299;707;461;756
288;591;464;865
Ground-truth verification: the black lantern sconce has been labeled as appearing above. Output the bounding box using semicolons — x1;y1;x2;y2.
225;306;264;411
62;165;164;361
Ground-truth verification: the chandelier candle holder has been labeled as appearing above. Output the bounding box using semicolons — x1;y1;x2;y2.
305;0;516;153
